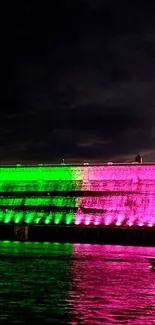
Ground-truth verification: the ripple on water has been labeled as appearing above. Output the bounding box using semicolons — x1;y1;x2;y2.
0;242;154;324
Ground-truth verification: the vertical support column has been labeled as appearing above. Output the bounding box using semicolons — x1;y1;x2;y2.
14;225;29;241
81;166;89;191
83;166;89;181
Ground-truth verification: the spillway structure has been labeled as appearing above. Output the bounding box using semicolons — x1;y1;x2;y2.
0;163;155;245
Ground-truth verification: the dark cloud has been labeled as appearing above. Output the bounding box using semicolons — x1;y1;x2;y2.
2;0;155;163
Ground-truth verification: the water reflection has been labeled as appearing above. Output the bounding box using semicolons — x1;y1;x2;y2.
0;241;154;324
70;244;155;325
0;241;72;324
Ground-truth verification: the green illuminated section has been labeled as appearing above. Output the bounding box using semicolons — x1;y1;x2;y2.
0;210;75;225
0;197;79;207
0;165;84;225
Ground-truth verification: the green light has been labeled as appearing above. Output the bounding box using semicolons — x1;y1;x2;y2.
5;210;14;223
25;212;34;224
35;217;41;224
5;216;10;223
34;212;44;224
45;217;50;224
1;240;11;245
44;212;54;224
15;212;23;224
65;212;74;225
54;212;63;224
5;211;12;223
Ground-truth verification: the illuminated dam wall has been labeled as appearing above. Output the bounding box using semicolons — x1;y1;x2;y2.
0;164;155;229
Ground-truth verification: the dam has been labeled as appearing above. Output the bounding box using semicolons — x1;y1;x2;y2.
0;163;155;245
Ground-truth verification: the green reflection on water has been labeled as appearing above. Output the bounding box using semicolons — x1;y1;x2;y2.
0;241;73;324
0;240;74;257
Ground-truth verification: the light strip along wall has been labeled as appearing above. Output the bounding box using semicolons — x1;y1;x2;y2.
0;210;75;225
0;197;80;207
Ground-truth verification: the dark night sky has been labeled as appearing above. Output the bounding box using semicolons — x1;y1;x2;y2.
2;1;155;163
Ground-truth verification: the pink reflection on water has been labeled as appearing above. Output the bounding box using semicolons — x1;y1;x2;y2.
70;244;155;325
75;166;155;227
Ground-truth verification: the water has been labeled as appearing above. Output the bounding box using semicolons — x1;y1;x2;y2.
0;241;154;324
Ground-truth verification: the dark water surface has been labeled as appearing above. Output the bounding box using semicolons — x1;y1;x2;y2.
0;241;154;324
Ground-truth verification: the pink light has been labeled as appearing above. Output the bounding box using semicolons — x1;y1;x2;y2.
148;223;153;227
85;214;93;225
105;221;110;226
74;165;155;228
94;215;101;225
75;220;80;225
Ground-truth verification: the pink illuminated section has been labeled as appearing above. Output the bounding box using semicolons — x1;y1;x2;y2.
74;165;155;227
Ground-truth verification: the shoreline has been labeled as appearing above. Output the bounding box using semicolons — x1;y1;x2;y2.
0;224;154;247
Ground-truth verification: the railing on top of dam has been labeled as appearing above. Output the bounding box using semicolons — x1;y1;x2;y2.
1;163;155;181
1;162;155;168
